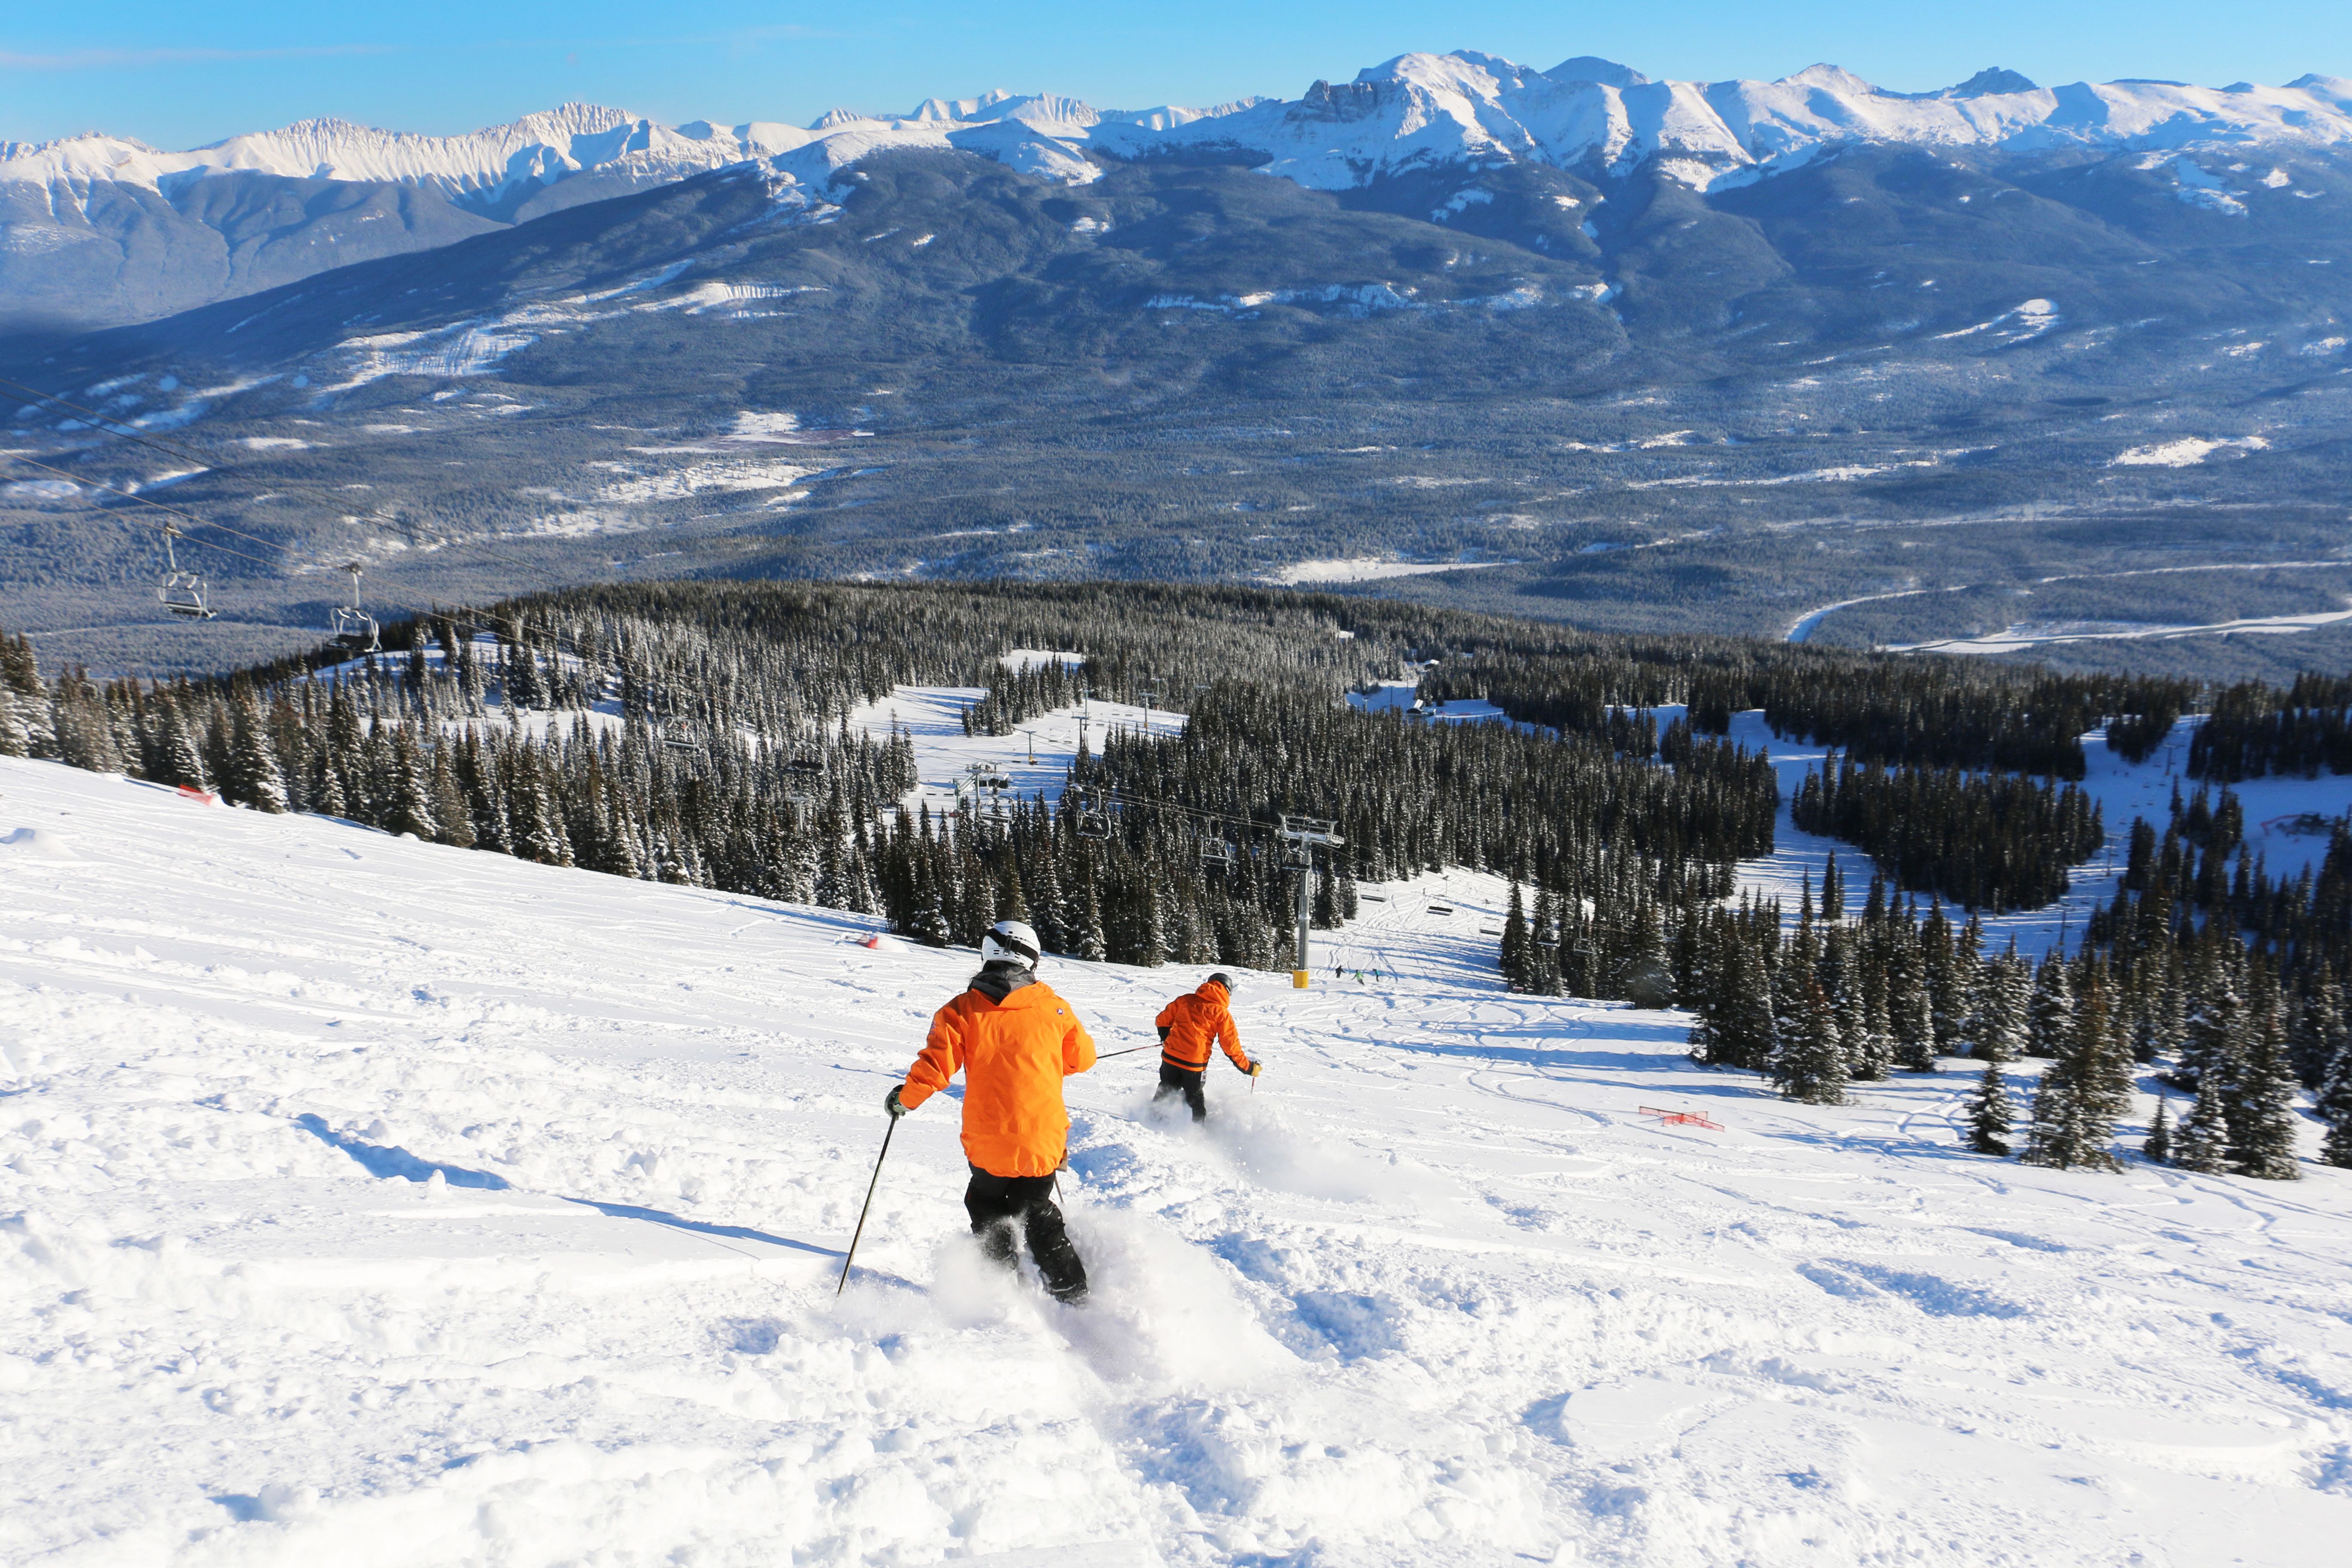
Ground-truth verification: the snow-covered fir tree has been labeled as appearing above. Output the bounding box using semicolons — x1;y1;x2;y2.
2024;972;2123;1171
1776;977;1850;1106
1966;1055;2013;1155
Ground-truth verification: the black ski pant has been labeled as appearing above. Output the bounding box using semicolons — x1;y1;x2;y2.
964;1165;1087;1303
1155;1061;1208;1123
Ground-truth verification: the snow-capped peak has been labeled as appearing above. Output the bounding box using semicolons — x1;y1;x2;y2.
2289;74;2352;109
1547;56;1650;89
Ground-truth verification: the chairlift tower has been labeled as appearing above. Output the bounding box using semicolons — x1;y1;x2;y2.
1279;815;1344;989
962;761;1013;824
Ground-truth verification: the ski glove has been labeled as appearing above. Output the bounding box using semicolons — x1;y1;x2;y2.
885;1085;907;1119
1247;1059;1264;1078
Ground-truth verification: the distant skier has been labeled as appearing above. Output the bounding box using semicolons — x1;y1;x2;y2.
1152;972;1259;1123
886;919;1096;1305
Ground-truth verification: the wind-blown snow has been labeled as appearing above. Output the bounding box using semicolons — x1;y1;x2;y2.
6;741;2352;1566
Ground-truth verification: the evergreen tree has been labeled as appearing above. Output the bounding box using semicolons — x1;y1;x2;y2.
2177;944;2246;1090
1026;839;1065;951
2228;992;2303;1181
52;673;121;773
1076;878;1108;963
314;753;349;818
1828;933;1882;1080
1500;881;1531;990
1775;977;1849;1106
1131;855;1167;967
2143;1096;2173;1164
996;857;1029;925
1966;1057;2012;1155
2023;972;2122;1171
1693;929;1779;1072
2027;949;2074;1060
2288;983;2346;1090
1976;949;2031;1064
1923;901;1967;1054
2317;1038;2352;1170
385;729;439;839
1725;937;1780;1072
224;699;288;812
163;708;208;790
1890;937;1937;1072
2172;1072;2231;1174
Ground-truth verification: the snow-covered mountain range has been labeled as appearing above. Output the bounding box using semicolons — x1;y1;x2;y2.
9;52;2351;209
8;50;2351;333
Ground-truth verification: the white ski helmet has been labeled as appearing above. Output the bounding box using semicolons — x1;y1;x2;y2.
981;919;1043;968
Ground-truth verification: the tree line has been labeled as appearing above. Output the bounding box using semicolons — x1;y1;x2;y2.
1790;753;2104;913
2188;673;2352;782
1675;786;2351;1177
1413;645;2196;778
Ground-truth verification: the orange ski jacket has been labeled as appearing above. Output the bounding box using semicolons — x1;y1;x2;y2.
1155;980;1252;1074
901;972;1096;1178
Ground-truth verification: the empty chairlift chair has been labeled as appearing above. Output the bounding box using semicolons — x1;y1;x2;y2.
1072;790;1114;840
328;562;379;655
155;525;216;621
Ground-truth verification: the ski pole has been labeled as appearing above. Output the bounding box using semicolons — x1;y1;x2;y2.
836;1115;899;1297
1096;1043;1159;1061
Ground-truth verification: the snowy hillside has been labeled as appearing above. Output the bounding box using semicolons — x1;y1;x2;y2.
7;738;2352;1564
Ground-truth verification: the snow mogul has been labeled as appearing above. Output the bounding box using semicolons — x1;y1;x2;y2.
886;919;1097;1305
1152;973;1261;1123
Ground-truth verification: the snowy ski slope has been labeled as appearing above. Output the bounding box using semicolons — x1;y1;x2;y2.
5;737;2352;1566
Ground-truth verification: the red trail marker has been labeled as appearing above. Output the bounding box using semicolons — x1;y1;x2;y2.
1638;1105;1724;1131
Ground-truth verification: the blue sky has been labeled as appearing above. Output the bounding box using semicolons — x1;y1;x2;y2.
4;1;2348;147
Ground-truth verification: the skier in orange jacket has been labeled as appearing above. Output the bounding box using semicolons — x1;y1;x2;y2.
1153;972;1259;1123
887;919;1097;1304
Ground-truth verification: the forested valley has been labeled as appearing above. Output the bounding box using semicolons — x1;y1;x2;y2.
5;577;2350;1178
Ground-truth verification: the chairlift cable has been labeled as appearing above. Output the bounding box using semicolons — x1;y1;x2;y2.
0;451;287;559
2;453;285;573
1;449;624;672
2;450;601;666
7;429;766;746
0;450;563;655
1;371;634;621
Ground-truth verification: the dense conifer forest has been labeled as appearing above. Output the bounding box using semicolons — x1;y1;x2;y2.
2187;674;2352;782
5;577;2349;1175
1790;755;2104;913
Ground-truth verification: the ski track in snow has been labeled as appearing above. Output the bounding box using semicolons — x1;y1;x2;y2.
6;732;2352;1566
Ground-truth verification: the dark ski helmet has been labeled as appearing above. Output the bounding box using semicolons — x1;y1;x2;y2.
1208;971;1235;993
